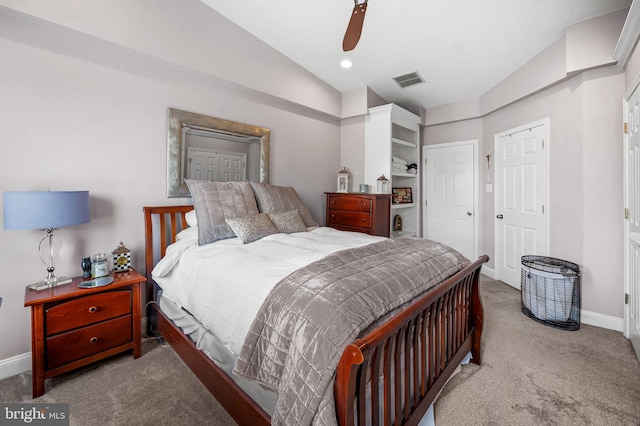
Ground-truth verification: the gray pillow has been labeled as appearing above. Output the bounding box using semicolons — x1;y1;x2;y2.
268;210;306;234
249;182;319;227
185;179;259;245
225;214;279;244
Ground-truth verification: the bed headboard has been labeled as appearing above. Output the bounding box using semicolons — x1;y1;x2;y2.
143;205;193;300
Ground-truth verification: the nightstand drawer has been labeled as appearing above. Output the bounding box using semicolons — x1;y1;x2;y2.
45;290;131;336
327;196;372;212
46;315;132;370
327;211;372;229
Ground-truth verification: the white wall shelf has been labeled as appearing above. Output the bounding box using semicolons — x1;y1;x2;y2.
365;104;421;237
392;203;416;209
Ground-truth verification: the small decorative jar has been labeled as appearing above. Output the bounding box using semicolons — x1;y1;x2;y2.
377;174;390;193
91;253;109;278
337;166;350;193
112;242;131;273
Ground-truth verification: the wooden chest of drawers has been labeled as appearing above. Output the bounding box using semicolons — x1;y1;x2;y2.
24;270;145;397
325;192;391;237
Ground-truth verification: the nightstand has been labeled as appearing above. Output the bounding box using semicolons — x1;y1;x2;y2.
24;269;145;397
325;192;391;237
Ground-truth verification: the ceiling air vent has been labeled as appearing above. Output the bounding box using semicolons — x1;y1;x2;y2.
393;71;425;88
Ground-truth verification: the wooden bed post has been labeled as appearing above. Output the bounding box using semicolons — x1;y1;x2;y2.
470;256;488;365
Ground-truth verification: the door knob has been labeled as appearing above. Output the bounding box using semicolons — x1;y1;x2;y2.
496;214;504;219
467;212;472;216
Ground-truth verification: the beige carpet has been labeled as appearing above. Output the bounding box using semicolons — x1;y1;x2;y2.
0;340;236;426
435;276;640;425
1;276;639;425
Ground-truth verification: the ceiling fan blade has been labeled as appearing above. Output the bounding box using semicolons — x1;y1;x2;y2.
343;2;367;52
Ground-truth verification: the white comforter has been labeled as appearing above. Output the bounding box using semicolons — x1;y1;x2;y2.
152;227;385;357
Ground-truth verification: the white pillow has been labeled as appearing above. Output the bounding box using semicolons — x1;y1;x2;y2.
176;226;198;242
185;209;197;227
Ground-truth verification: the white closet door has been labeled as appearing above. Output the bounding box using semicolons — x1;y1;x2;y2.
495;121;548;289
624;82;640;361
423;141;477;261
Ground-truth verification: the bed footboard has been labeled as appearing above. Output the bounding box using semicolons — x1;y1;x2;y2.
143;205;488;426
335;255;488;426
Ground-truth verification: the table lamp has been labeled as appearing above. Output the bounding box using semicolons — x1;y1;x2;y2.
3;191;90;290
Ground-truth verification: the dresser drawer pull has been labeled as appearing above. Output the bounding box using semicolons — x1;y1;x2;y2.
89;337;98;344
331;200;336;204
362;218;367;222
331;214;336;218
88;306;98;313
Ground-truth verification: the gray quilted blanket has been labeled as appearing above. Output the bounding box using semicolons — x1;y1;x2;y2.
233;237;469;426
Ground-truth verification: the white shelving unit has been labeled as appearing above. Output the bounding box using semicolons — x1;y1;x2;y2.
365;104;421;237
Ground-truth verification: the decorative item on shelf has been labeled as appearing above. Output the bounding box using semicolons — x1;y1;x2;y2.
3;191;90;290
376;174;390;194
359;184;369;193
392;187;413;204
81;257;92;279
112;241;131;273
393;214;403;232
91;253;109;279
337;166;350;193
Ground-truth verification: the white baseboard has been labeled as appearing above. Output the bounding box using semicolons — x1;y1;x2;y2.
0;352;31;380
481;265;495;279
581;309;623;332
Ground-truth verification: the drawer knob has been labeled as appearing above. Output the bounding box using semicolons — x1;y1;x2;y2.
331;214;336;218
362;219;366;222
331;200;336;204
88;306;98;313
89;337;98;344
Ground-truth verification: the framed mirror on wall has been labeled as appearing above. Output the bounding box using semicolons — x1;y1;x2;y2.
166;108;270;198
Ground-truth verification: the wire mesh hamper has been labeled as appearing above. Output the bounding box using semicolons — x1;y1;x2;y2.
521;256;581;330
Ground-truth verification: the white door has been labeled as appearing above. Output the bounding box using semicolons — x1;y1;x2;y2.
187;148;218;181
495;121;548;289
219;152;247;182
187;148;247;182
423;141;477;260
624;82;640;361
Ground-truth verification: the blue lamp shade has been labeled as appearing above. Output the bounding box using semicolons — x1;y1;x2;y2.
3;191;90;230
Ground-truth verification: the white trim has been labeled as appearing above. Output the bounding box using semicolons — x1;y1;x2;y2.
623;89;631;339
422;139;479;260
493;118;550;284
0;352;31;380
481;266;496;279
581;310;624;332
614;1;640;68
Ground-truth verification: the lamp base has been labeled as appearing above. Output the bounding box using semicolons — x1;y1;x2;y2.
28;276;72;291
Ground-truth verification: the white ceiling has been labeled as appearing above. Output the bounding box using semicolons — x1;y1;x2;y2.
200;0;632;111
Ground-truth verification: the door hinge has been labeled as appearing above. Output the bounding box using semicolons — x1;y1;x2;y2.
625;293;629;304
624;122;628;134
542;139;544;149
542;205;545;214
625;208;629;219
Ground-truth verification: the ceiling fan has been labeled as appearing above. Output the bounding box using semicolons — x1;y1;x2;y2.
343;0;368;51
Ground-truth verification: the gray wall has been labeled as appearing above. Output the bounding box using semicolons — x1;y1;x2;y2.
423;10;630;321
0;1;341;363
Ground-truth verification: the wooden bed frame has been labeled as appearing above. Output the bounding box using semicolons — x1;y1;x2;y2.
143;205;489;425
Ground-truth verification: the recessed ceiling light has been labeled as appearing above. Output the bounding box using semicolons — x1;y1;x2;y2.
340;59;352;69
